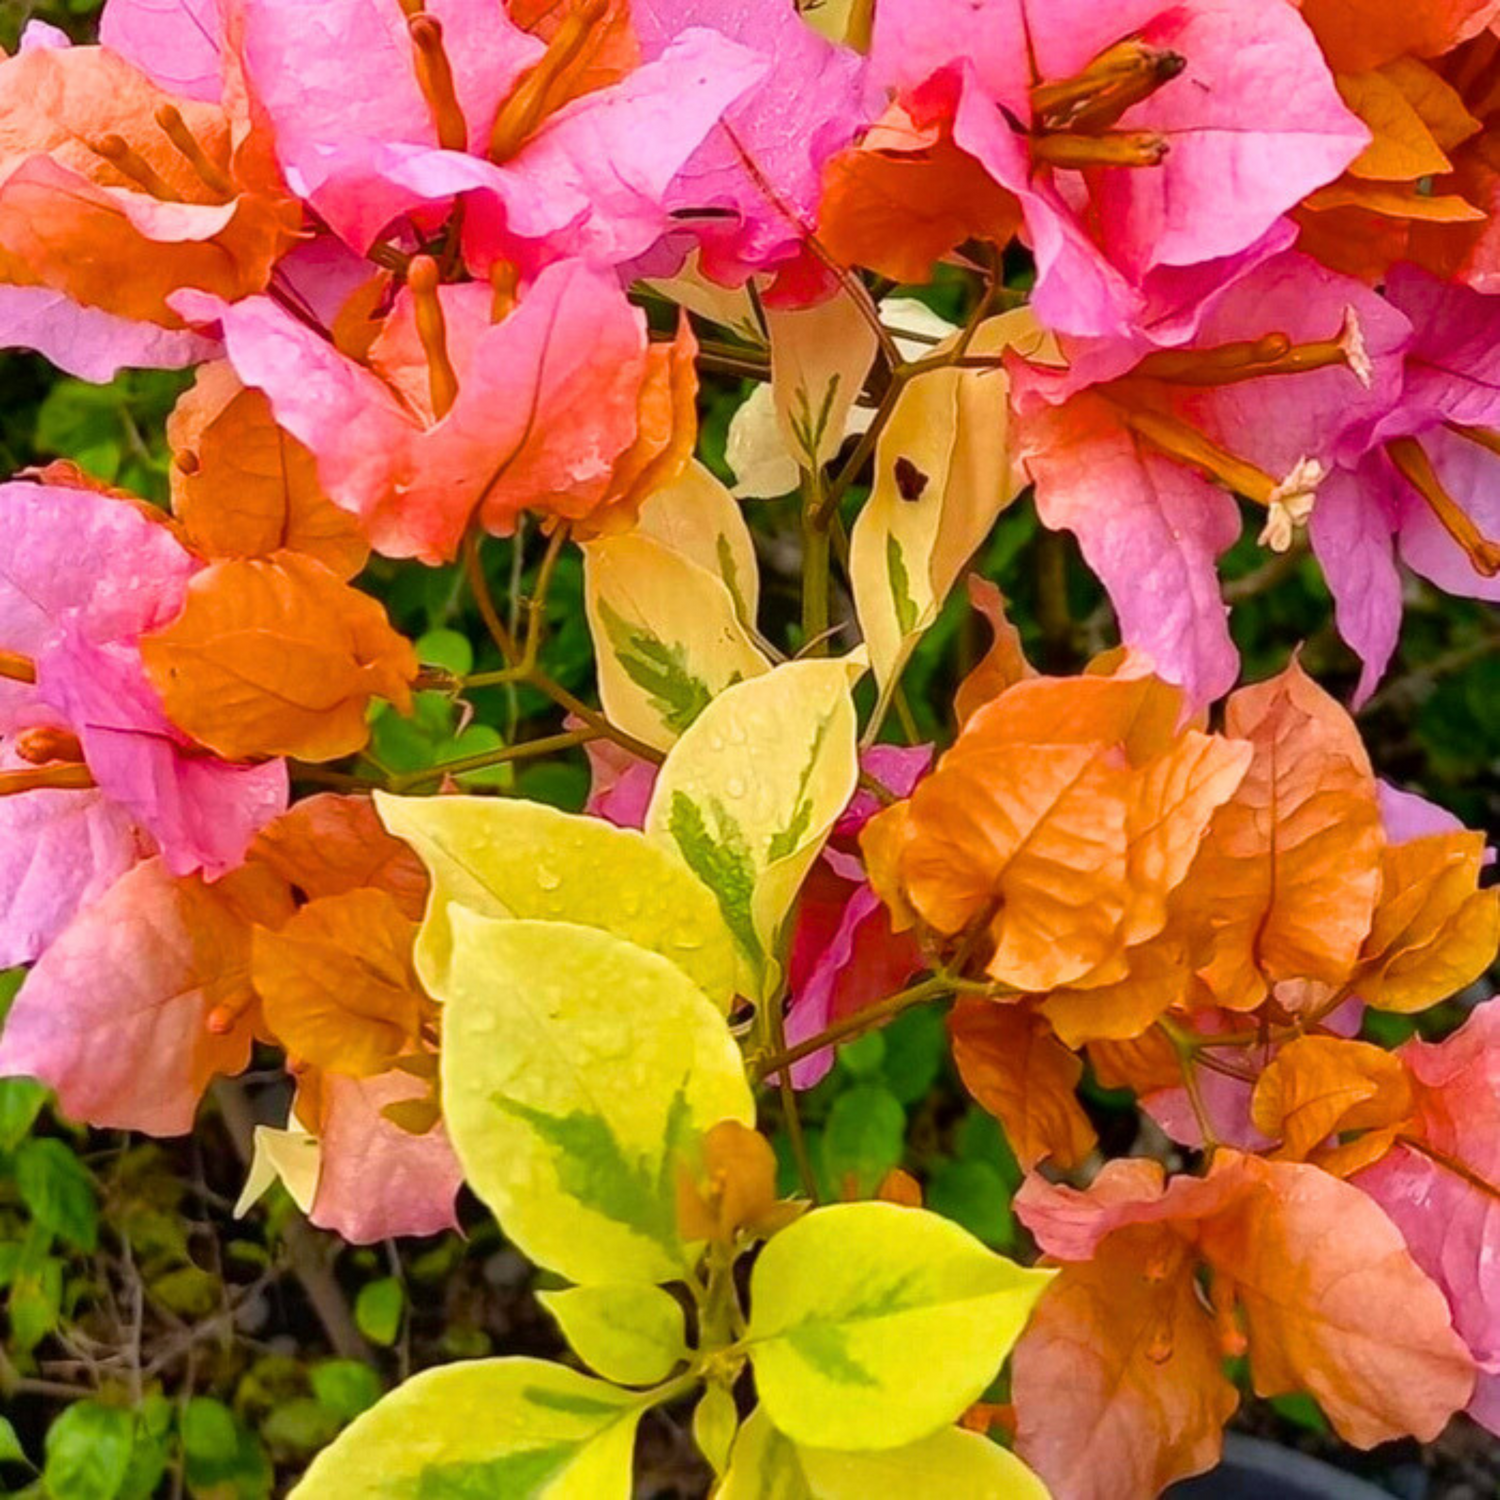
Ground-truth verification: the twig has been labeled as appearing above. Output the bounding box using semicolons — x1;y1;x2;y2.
212;1081;373;1364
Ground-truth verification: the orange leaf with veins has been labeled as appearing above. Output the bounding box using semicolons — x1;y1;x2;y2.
253;887;430;1079
168;362;369;579
949;997;1096;1170
1014;1152;1475;1499
1351;831;1500;1013
1181;660;1383;1012
141;551;418;762
1250;1035;1413;1168
249;793;429;921
872;669;1249;998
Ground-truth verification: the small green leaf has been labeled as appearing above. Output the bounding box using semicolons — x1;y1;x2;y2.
181;1399;240;1464
9;1255;62;1351
414;628;473;677
292;1359;643;1499
538;1285;687;1387
311;1360;384;1422
0;1416;30;1468
16;1137;97;1250
879;1005;947;1105
0;1078;46;1152
719;1406;1048;1499
819;1086;905;1199
926;1159;1015;1249
746;1202;1052;1450
263;1398;341;1456
438;914;752;1286
44;1403;134;1500
836;1031;886;1079
355;1277;405;1348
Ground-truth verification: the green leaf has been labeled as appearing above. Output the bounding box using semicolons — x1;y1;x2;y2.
719;1406;1048;1499
182;1410;272;1499
438;914;753;1286
44;1403;134;1500
292;1358;643;1500
376;794;737;1009
119;1398;172;1500
818;1086;904;1199
355;1278;405;1348
878;1006;947;1105
538;1285;687;1387
181;1399;240;1464
746;1203;1052;1450
9;1255;62;1351
645;660;861;1000
0;1078;47;1152
15;1137;96;1250
414;629;474;677
264;1398;341;1456
926;1160;1015;1250
311;1361;384;1422
0;1416;29;1468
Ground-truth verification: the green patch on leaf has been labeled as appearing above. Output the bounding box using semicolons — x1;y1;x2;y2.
767;713;835;863
597;597;712;733
786;1323;880;1389
668;791;763;964
492;1083;692;1258
886;534;920;636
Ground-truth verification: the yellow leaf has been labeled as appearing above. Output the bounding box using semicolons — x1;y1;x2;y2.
1338;69;1454;181
292;1358;643;1498
645;660;861;1000
374;793;739;1007
583;532;771;751
438;913;753;1285
720;1407;1049;1499
537;1284;687;1387
233;1103;320;1218
746;1202;1052;1450
1353;832;1500;1013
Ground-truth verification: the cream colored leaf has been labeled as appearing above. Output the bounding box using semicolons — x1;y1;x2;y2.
583;533;771;751
633;459;760;622
851;308;1054;695
769;294;879;470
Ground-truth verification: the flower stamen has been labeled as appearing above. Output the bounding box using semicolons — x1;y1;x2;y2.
408;13;469;153
489;0;611;163
1386;436;1500;577
408;254;460;421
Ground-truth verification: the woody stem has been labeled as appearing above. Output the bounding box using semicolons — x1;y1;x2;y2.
801;466;832;656
753;975;955;1083
763;985;820;1204
385;728;601;792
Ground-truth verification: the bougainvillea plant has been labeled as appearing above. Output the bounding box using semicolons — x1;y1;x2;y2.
1;0;1499;1493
